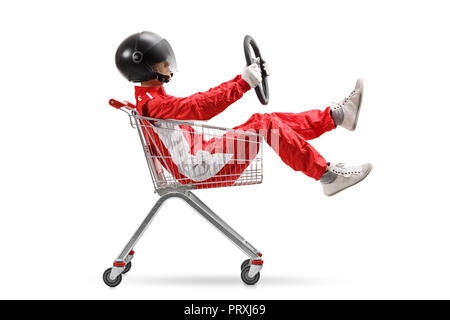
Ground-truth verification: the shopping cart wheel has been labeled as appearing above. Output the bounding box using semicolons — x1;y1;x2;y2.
103;268;122;287
122;262;132;274
240;265;260;285
241;259;251;270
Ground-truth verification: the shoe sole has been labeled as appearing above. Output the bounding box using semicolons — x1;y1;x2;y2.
325;164;373;196
350;78;364;131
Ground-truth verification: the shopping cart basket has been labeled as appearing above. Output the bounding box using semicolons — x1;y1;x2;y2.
103;99;264;287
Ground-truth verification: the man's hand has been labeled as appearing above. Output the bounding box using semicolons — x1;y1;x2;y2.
242;63;262;88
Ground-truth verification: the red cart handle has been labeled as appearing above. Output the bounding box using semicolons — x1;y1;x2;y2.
109;99;136;109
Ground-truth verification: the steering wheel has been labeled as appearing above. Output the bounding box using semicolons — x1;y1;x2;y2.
243;35;269;105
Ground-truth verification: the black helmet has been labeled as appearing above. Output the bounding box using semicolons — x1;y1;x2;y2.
115;31;177;83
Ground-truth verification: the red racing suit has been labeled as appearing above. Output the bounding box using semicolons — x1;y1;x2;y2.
135;75;335;184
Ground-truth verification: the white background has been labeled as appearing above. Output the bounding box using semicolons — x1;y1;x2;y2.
1;0;449;299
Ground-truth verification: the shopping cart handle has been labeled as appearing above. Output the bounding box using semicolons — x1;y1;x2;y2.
109;99;137;110
109;99;125;109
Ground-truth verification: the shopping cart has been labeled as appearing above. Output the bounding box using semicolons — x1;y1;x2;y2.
103;99;264;287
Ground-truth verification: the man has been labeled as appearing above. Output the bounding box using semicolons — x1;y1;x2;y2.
115;31;372;196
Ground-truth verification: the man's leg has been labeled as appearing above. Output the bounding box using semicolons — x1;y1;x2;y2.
234;113;328;180
269;107;336;141
268;78;365;140
232;110;372;195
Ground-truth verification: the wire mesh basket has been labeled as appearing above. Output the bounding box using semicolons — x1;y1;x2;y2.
135;112;263;193
110;100;263;194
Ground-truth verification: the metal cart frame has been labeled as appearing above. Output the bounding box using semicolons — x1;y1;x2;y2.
103;99;264;287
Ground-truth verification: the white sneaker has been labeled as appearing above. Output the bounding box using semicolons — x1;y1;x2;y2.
332;78;364;131
321;162;372;196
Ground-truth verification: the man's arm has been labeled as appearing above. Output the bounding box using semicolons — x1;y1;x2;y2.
143;75;251;120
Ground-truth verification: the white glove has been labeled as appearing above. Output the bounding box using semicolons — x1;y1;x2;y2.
242;63;262;88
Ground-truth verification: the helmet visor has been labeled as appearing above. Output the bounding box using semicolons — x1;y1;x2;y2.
146;39;178;73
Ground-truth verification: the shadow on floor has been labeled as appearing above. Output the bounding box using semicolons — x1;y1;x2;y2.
125;274;342;287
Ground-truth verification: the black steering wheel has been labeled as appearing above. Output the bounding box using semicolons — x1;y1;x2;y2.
243;35;269;105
